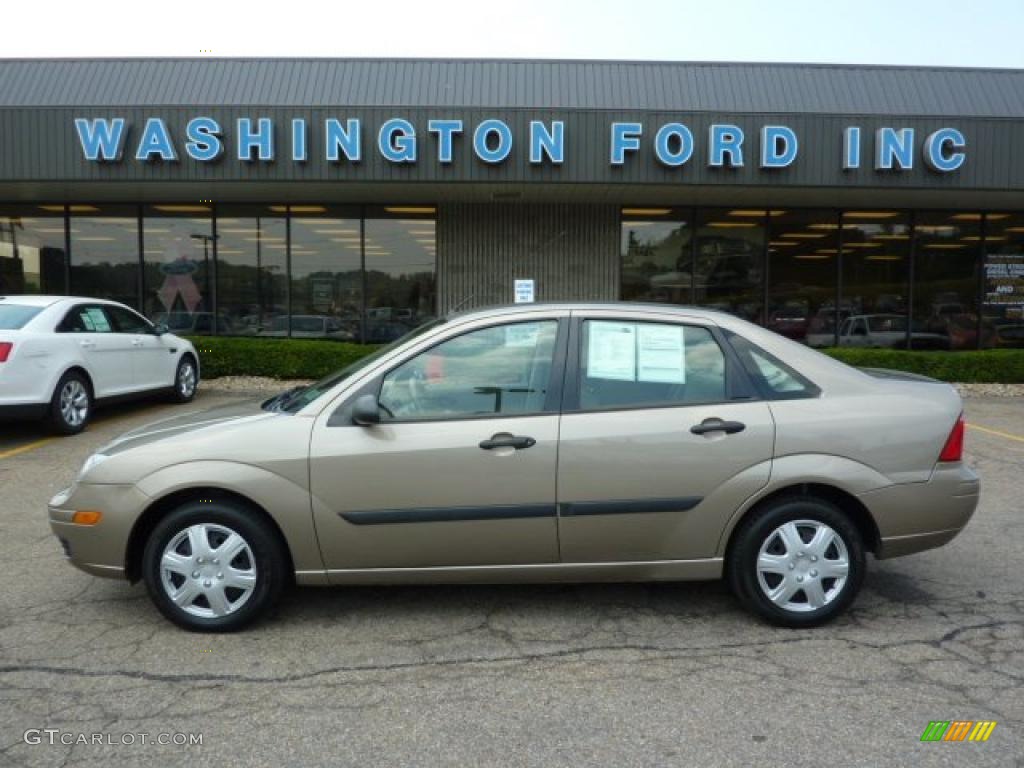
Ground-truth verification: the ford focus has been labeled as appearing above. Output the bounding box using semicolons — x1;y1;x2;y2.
48;304;978;631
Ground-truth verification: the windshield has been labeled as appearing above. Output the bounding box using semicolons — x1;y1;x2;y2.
0;304;43;330
272;317;447;413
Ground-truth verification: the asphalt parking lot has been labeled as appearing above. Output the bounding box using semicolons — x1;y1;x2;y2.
0;390;1021;767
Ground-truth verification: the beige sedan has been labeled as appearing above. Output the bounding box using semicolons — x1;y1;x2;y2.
49;304;978;631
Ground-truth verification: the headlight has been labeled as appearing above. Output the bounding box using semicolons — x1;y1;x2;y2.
77;452;110;481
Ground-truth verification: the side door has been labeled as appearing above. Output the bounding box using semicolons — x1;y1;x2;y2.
309;315;568;572
106;305;174;391
56;304;135;397
555;311;775;563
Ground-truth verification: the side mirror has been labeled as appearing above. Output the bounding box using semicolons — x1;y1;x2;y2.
153;322;169;336
351;394;381;426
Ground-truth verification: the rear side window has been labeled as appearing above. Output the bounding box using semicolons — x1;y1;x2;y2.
726;332;820;400
579;320;726;409
59;306;114;333
0;304;43;330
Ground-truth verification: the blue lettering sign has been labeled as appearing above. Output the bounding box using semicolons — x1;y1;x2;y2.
843;126;861;170
135;118;177;162
654;123;694;167
610;122;642;165
709;124;744;167
185;117;223;162
923;128;966;172
530;121;564;164
875;127;914;170
237;118;274;162
474;119;512;164
428;119;463;164
74;118;127;162
325;118;361;163
379;118;417;163
291;119;307;162
760;125;798;168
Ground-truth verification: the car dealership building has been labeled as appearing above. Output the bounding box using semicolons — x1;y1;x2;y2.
0;58;1022;347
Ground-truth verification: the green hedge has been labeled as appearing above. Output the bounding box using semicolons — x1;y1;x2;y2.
187;336;380;380
186;335;1024;384
821;348;1024;383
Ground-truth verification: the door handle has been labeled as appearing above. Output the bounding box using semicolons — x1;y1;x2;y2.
690;418;746;435
79;340;96;349
479;434;536;450
131;339;143;347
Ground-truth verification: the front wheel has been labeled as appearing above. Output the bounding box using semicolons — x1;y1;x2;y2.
171;355;198;403
727;496;866;628
141;501;286;632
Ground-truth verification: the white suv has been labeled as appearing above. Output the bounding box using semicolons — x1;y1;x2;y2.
0;296;199;434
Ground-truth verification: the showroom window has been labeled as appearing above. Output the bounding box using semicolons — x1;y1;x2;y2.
216;206;288;336
578;320;726;409
142;205;214;330
0;205;67;295
694;209;765;323
839;211;912;347
620;208;693;305
288;206;362;342
912;212;983;350
766;209;840;347
69;205;141;309
981;213;1024;349
363;207;437;344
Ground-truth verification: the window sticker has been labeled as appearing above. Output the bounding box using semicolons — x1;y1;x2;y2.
587;321;637;381
84;308;111;332
637;324;686;383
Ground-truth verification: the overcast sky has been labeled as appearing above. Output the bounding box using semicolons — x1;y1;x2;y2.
4;0;1022;68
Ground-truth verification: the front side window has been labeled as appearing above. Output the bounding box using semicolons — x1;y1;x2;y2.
379;321;559;421
107;305;151;334
579;320;726;409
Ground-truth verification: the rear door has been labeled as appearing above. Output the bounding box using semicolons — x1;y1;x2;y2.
556;310;775;563
56;304;135;397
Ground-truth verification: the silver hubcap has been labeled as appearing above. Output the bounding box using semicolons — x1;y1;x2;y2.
756;519;850;613
159;524;257;618
60;380;89;427
178;361;196;397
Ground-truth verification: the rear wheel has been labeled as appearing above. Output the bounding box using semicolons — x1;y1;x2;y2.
171;355;198;403
728;496;865;628
49;371;92;435
141;500;286;632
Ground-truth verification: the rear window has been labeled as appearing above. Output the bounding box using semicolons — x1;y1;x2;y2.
0;304;43;330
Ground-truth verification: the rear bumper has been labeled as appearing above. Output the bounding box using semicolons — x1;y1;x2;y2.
860;462;980;559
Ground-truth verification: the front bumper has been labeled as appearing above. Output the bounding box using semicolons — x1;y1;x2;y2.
48;482;151;579
860;462;980;559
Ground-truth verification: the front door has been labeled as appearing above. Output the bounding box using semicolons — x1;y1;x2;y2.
105;305;174;390
309;316;567;571
556;313;775;563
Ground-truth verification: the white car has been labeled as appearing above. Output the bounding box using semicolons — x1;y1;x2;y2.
0;296;199;434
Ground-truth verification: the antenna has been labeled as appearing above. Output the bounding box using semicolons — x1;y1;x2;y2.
449;293;476;313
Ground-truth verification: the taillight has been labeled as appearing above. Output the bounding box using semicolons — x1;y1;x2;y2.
939;414;965;462
0;342;12;362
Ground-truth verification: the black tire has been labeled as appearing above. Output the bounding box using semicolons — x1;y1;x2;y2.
48;370;92;435
170;354;198;403
141;499;287;632
727;495;866;628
